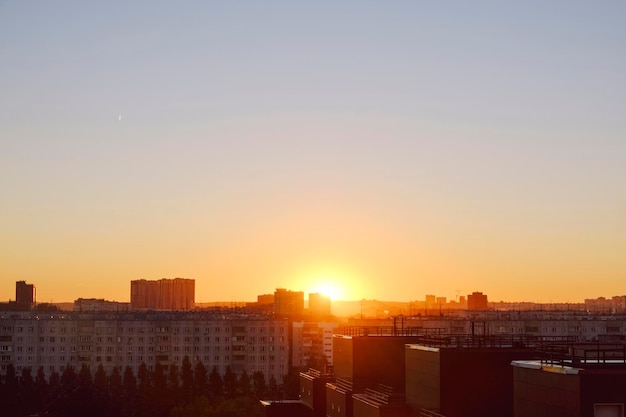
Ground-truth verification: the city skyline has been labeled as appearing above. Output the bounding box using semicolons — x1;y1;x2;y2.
2;2;626;304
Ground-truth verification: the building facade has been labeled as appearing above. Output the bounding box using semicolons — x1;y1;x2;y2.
130;278;195;310
0;311;289;382
292;321;339;368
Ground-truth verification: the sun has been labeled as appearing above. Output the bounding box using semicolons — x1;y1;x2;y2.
311;279;342;300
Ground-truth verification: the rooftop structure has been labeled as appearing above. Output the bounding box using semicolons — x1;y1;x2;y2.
273;288;304;316
352;385;406;417
405;335;540;417
300;367;335;417
513;342;626;417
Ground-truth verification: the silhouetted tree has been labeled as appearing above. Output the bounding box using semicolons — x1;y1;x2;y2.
137;362;151;417
122;366;137;416
58;366;79;417
47;370;61;414
252;371;266;399
194;359;208;398
20;367;35;416
94;364;109;416
77;364;97;416
238;370;251;397
282;367;301;399
3;364;19;416
268;375;279;400
108;367;124;417
208;366;223;399
147;362;167;417
34;366;48;414
180;355;194;402
223;366;238;399
167;363;181;410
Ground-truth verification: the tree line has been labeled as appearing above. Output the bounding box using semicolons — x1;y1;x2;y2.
0;357;301;417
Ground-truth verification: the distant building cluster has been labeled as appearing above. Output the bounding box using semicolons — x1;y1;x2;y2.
253;288;331;318
5;278;626;417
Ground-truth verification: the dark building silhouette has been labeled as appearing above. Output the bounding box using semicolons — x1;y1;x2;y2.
512;342;626;417
309;292;331;317
273;288;304;315
405;337;537;417
15;281;35;310
467;291;488;311
328;332;427;417
300;368;335;417
326;379;354;417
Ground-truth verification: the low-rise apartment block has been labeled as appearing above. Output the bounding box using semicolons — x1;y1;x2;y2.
0;311;289;381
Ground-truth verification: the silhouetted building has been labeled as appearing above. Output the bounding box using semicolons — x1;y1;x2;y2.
327;379;354;417
15;281;35;310
300;368;335;417
513;342;626;417
309;292;331;317
274;288;304;315
130;278;194;310
331;332;426;417
467;291;488;311
258;293;275;305
405;336;537;417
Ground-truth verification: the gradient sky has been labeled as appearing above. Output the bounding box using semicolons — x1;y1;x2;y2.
1;1;625;303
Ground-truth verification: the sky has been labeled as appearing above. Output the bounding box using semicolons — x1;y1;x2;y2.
1;1;625;304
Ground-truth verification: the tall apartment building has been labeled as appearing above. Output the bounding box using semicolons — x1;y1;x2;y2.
0;312;289;382
467;291;489;311
15;281;35;310
130;278;195;310
273;288;304;315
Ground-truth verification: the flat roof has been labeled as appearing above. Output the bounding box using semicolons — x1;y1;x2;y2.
511;360;582;374
406;344;440;352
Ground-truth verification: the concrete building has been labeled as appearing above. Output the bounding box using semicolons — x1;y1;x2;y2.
326;332;429;417
292;321;339;368
0;311;289;381
300;368;335;417
130;278;195;310
512;342;626;417
327;379;354;417
405;336;538;417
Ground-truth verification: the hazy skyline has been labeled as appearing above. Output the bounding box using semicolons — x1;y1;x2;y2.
1;1;625;303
